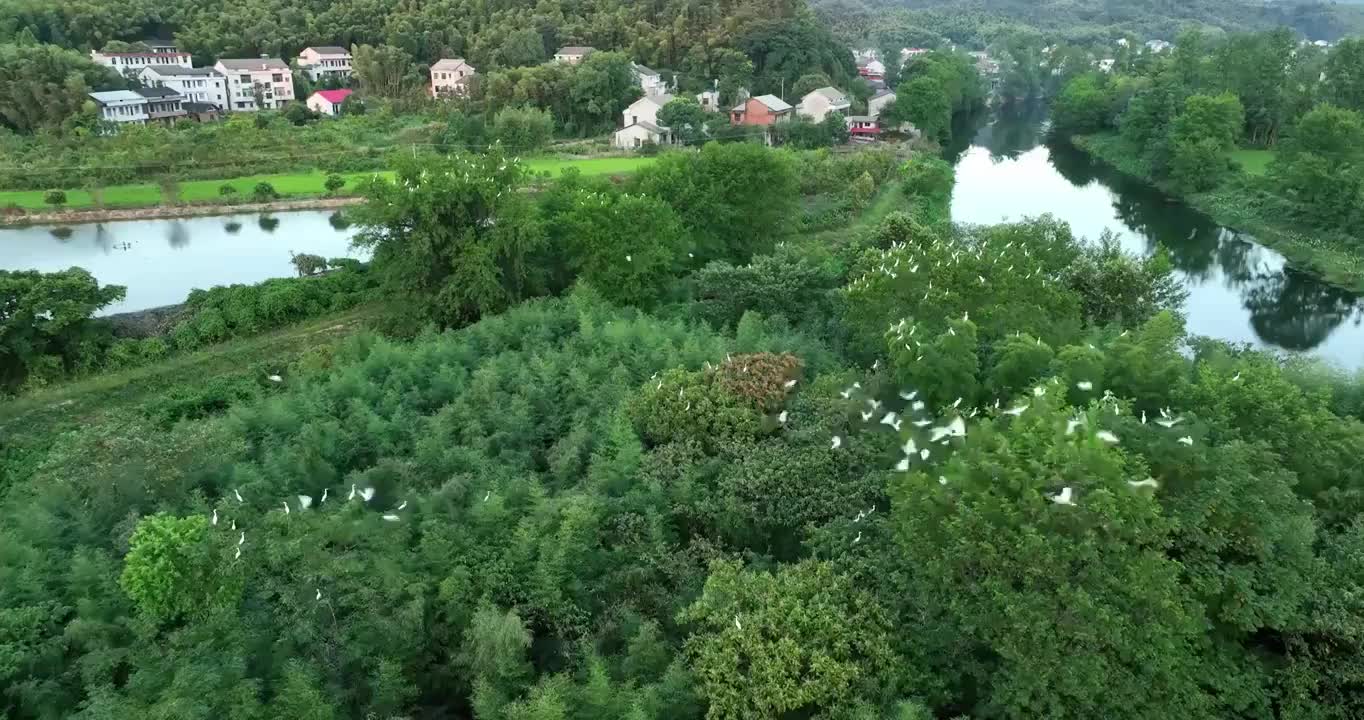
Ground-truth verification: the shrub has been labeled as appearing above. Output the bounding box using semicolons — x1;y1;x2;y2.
252;182;279;202
43;189;67;207
324;174;347;194
218;184;238;197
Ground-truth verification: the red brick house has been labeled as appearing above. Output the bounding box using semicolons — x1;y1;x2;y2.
729;94;793;127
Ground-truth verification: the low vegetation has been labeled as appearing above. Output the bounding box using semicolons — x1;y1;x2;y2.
4;141;1364;720
1053;30;1364;289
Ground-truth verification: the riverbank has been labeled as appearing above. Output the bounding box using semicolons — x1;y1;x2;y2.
0;156;657;221
1071;132;1364;291
1;196;363;227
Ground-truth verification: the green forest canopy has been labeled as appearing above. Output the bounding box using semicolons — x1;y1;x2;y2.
3;144;1364;719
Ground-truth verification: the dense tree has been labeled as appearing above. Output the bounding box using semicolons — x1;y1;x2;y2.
1270;103;1364;227
1052;72;1114;135
1167;92;1244;192
498;28;547;68
0;267;125;389
658;98;709;147
352;152;545;327
351;43;419;99
632;143;799;264
546;186;691;307
491;106;555;151
0;42;119;133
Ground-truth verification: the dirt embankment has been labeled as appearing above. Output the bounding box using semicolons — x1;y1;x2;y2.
0;196;364;227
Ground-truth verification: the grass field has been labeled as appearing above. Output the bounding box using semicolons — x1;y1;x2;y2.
0;156;658;211
1230;148;1275;176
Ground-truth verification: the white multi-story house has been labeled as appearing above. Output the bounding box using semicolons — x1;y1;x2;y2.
138;65;227;108
797;87;851;123
89;90;150;125
214;58;294;111
430;58;477;98
298;46;353;81
631;63;666;96
90;49;192;78
613;93;674;149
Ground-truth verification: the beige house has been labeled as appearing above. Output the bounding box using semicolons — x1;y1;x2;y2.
214;58;294;111
430;58;477;98
868;89;895;118
797;87;851;123
298;46;353;81
554;46;595;64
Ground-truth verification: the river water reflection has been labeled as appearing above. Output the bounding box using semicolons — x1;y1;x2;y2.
950;109;1364;368
0;210;364;316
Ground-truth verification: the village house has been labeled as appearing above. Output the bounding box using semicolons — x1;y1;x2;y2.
138;65;227;109
307;89;354;116
730;94;793;127
298;46;353;81
90;49;191;77
554;46;595;64
868;88;895;118
797;86;850;123
141;37;179;54
136;86;188;124
430;58;477;98
845;115;880;141
696;88;721;112
89;90;150;126
181;102;223;122
631;63;667;96
214;58;294;111
857;59;886;81
613;93;674;149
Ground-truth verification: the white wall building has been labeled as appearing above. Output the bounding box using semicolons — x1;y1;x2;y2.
90;50;191;77
89;90;150;125
298;46;353;81
631;63;667;96
214;58;294;111
138;65;227;108
614;93;674;149
697;88;721;112
797;87;851;123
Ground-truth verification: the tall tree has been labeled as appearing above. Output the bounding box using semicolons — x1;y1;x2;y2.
352;152;546;327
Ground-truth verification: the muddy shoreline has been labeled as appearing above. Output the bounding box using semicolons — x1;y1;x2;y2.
0;196;364;227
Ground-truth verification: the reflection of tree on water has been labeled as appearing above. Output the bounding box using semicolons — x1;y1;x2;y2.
977;103;1048;162
258;215;280;233
952;116;1364;355
166;221;189;249
942;108;990;166
1244;267;1360;350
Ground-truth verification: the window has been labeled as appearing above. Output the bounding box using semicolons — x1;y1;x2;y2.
272;73;283;82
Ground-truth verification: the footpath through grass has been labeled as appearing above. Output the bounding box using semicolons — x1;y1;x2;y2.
0;156;658;211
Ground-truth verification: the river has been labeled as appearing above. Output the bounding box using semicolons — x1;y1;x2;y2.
2;127;1362;367
0;211;364;316
949;108;1364;369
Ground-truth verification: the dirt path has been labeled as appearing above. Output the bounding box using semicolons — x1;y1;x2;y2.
0;196;364;227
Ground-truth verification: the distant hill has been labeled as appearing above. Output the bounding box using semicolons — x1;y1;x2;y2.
816;0;1364;47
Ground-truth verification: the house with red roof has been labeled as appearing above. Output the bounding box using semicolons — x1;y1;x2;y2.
307;89;354;116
